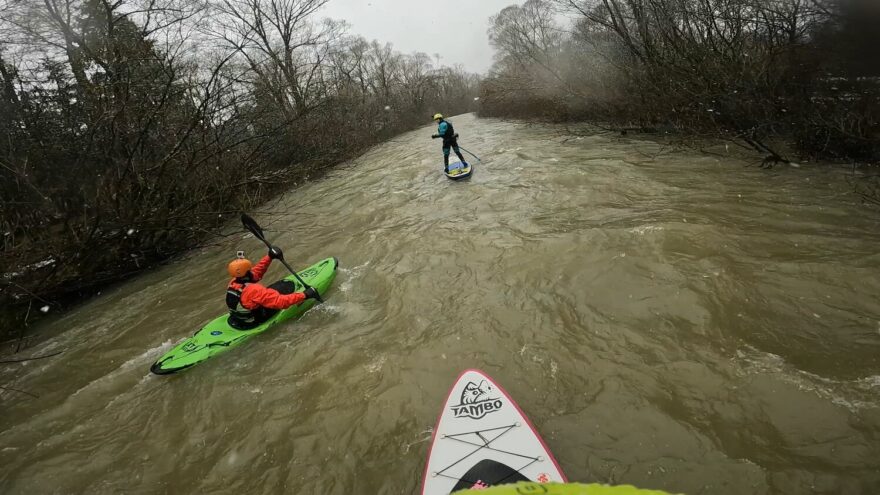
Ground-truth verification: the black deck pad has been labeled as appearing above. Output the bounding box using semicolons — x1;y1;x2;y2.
449;459;529;493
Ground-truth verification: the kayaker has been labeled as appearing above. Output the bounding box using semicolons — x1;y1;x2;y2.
431;113;468;173
226;248;319;329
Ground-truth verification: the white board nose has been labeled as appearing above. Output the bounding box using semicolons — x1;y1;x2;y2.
421;369;567;494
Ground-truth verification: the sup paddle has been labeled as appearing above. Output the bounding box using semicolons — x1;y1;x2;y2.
458;145;482;163
240;213;322;303
449;132;482;163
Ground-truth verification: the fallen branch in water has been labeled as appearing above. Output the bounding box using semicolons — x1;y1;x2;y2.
0;385;38;398
0;350;63;364
847;171;880;206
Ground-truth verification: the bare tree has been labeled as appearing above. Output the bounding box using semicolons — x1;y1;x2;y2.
212;0;334;119
0;0;479;337
482;0;879;161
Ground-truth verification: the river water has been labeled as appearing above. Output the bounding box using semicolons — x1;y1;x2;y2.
2;114;880;494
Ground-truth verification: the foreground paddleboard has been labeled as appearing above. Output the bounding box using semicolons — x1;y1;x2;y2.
422;369;566;494
150;257;337;375
445;161;472;180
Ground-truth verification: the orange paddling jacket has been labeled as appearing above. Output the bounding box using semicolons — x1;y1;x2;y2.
226;256;306;321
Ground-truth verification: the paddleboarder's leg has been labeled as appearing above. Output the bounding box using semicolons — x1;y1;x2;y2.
443;145;451;172
452;144;466;165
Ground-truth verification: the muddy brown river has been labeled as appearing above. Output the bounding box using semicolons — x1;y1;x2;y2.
2;114;880;494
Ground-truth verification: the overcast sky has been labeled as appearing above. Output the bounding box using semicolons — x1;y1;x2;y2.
319;0;522;74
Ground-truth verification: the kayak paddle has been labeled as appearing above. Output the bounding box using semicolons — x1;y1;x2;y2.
240;213;322;303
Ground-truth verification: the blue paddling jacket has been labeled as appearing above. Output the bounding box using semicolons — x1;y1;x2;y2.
436;119;457;146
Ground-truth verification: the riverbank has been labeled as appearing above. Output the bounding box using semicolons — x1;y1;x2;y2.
0;119;456;343
1;0;479;342
481;0;880;166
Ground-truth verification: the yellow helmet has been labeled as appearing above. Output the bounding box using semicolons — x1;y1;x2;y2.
433;113;443;120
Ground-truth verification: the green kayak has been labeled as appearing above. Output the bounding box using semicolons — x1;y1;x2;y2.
150;257;338;375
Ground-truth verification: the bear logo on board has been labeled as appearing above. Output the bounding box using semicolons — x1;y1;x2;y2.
451;380;503;420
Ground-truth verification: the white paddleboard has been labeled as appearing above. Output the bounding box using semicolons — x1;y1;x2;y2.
421;369;567;494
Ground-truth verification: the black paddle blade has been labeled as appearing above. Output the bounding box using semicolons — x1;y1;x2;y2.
240;212;322;303
240;213;266;243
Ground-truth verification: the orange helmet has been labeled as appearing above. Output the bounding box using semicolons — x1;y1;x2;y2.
227;258;253;278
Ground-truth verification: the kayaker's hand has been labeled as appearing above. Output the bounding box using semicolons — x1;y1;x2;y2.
431;134;439;139
303;286;320;300
454;133;459;139
268;246;283;260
